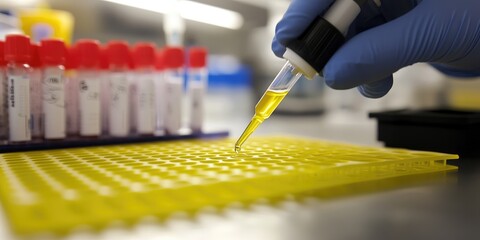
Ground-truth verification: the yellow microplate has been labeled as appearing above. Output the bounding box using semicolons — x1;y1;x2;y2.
0;136;458;235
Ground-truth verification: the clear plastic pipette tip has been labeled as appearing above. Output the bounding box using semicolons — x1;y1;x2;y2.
234;116;264;153
234;61;302;153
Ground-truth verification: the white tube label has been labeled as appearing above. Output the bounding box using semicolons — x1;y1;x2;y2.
154;73;166;132
136;75;155;134
30;69;43;138
79;77;101;136
165;76;183;134
0;69;7;139
109;73;129;136
101;72;109;134
128;75;137;133
43;73;66;139
66;75;79;135
8;75;31;141
189;83;204;132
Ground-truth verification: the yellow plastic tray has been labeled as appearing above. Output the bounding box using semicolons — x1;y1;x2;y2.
0;136;458;235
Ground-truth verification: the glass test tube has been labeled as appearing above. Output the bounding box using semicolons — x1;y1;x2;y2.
30;44;43;139
40;39;67;140
187;47;207;133
0;41;8;142
98;46;110;135
154;49;166;134
132;43;156;135
65;47;79;137
163;47;184;135
5;34;32;142
106;41;130;137
99;47;110;135
128;64;137;134
76;40;102;137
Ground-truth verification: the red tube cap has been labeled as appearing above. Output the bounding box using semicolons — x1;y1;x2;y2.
164;46;184;69
106;41;130;66
188;47;207;68
155;49;165;71
132;42;156;68
127;51;135;70
65;46;78;70
5;34;31;63
40;39;67;66
75;39;101;68
99;47;109;70
30;44;42;68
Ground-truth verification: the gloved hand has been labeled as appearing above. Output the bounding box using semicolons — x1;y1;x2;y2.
272;0;480;98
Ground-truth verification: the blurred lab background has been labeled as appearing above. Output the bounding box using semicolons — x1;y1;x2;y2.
2;2;480;240
2;0;480;142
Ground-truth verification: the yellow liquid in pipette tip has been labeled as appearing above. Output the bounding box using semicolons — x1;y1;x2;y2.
235;90;288;152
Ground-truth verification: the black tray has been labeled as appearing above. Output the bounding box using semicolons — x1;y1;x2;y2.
369;109;480;157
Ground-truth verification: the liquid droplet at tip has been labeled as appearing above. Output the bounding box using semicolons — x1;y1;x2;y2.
234;145;241;153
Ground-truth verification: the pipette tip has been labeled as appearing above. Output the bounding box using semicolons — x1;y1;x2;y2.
234;116;264;154
234;145;241;153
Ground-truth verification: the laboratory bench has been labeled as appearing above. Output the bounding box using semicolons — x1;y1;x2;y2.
0;100;479;240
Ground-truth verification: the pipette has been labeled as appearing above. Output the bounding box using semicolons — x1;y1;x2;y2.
235;0;369;153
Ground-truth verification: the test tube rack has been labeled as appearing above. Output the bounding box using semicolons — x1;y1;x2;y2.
0;131;229;153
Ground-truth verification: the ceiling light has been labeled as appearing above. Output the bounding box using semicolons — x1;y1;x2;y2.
101;0;244;30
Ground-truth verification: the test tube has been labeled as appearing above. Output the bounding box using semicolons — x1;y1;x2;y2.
39;39;67;140
106;41;130;137
132;43;156;135
163;47;184;135
30;44;43;139
187;47;207;133
99;47;110;135
128;51;137;134
75;40;101;137
154;49;166;134
5;34;32;142
65;46;79;137
0;41;8;142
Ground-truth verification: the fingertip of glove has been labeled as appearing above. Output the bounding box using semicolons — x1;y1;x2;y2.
357;76;393;98
323;61;354;90
271;38;286;58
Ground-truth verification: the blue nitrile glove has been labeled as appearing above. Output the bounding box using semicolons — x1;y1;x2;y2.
272;0;480;98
